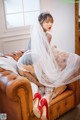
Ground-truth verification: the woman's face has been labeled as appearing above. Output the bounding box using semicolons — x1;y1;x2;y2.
42;17;53;32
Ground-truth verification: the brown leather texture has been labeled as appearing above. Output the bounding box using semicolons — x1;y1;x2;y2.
0;51;80;120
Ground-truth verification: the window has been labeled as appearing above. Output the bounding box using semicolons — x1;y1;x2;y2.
4;0;40;28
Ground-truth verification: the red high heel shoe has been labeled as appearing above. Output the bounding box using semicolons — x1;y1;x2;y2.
40;98;49;120
33;92;42;118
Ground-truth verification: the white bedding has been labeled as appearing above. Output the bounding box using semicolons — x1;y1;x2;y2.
0;56;18;74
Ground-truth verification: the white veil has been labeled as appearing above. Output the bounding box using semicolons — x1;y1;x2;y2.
30;20;80;87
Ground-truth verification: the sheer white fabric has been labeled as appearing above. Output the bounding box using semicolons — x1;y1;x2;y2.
30;21;80;87
0;56;18;74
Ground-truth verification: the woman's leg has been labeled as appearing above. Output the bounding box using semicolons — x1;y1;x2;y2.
31;82;43;118
40;85;67;120
30;82;38;97
40;87;54;120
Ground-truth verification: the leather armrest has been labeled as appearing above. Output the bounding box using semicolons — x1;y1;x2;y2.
0;68;33;112
67;80;79;105
6;76;32;100
65;71;79;91
67;80;79;91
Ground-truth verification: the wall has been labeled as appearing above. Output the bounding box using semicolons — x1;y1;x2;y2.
40;0;75;52
0;0;75;54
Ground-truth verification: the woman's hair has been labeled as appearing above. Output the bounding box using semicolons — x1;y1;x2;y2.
38;12;53;24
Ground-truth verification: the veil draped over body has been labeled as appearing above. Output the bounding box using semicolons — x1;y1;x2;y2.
30;20;80;87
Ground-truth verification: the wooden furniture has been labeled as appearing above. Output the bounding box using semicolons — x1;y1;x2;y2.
75;2;80;55
0;51;80;120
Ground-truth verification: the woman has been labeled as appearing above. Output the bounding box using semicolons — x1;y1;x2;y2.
18;12;80;120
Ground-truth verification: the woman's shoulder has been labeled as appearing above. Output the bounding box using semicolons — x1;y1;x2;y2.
46;32;52;38
46;32;52;43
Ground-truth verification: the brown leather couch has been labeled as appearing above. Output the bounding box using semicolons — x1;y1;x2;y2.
0;50;80;120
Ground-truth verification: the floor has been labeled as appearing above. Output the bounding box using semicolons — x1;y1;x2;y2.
56;104;80;120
